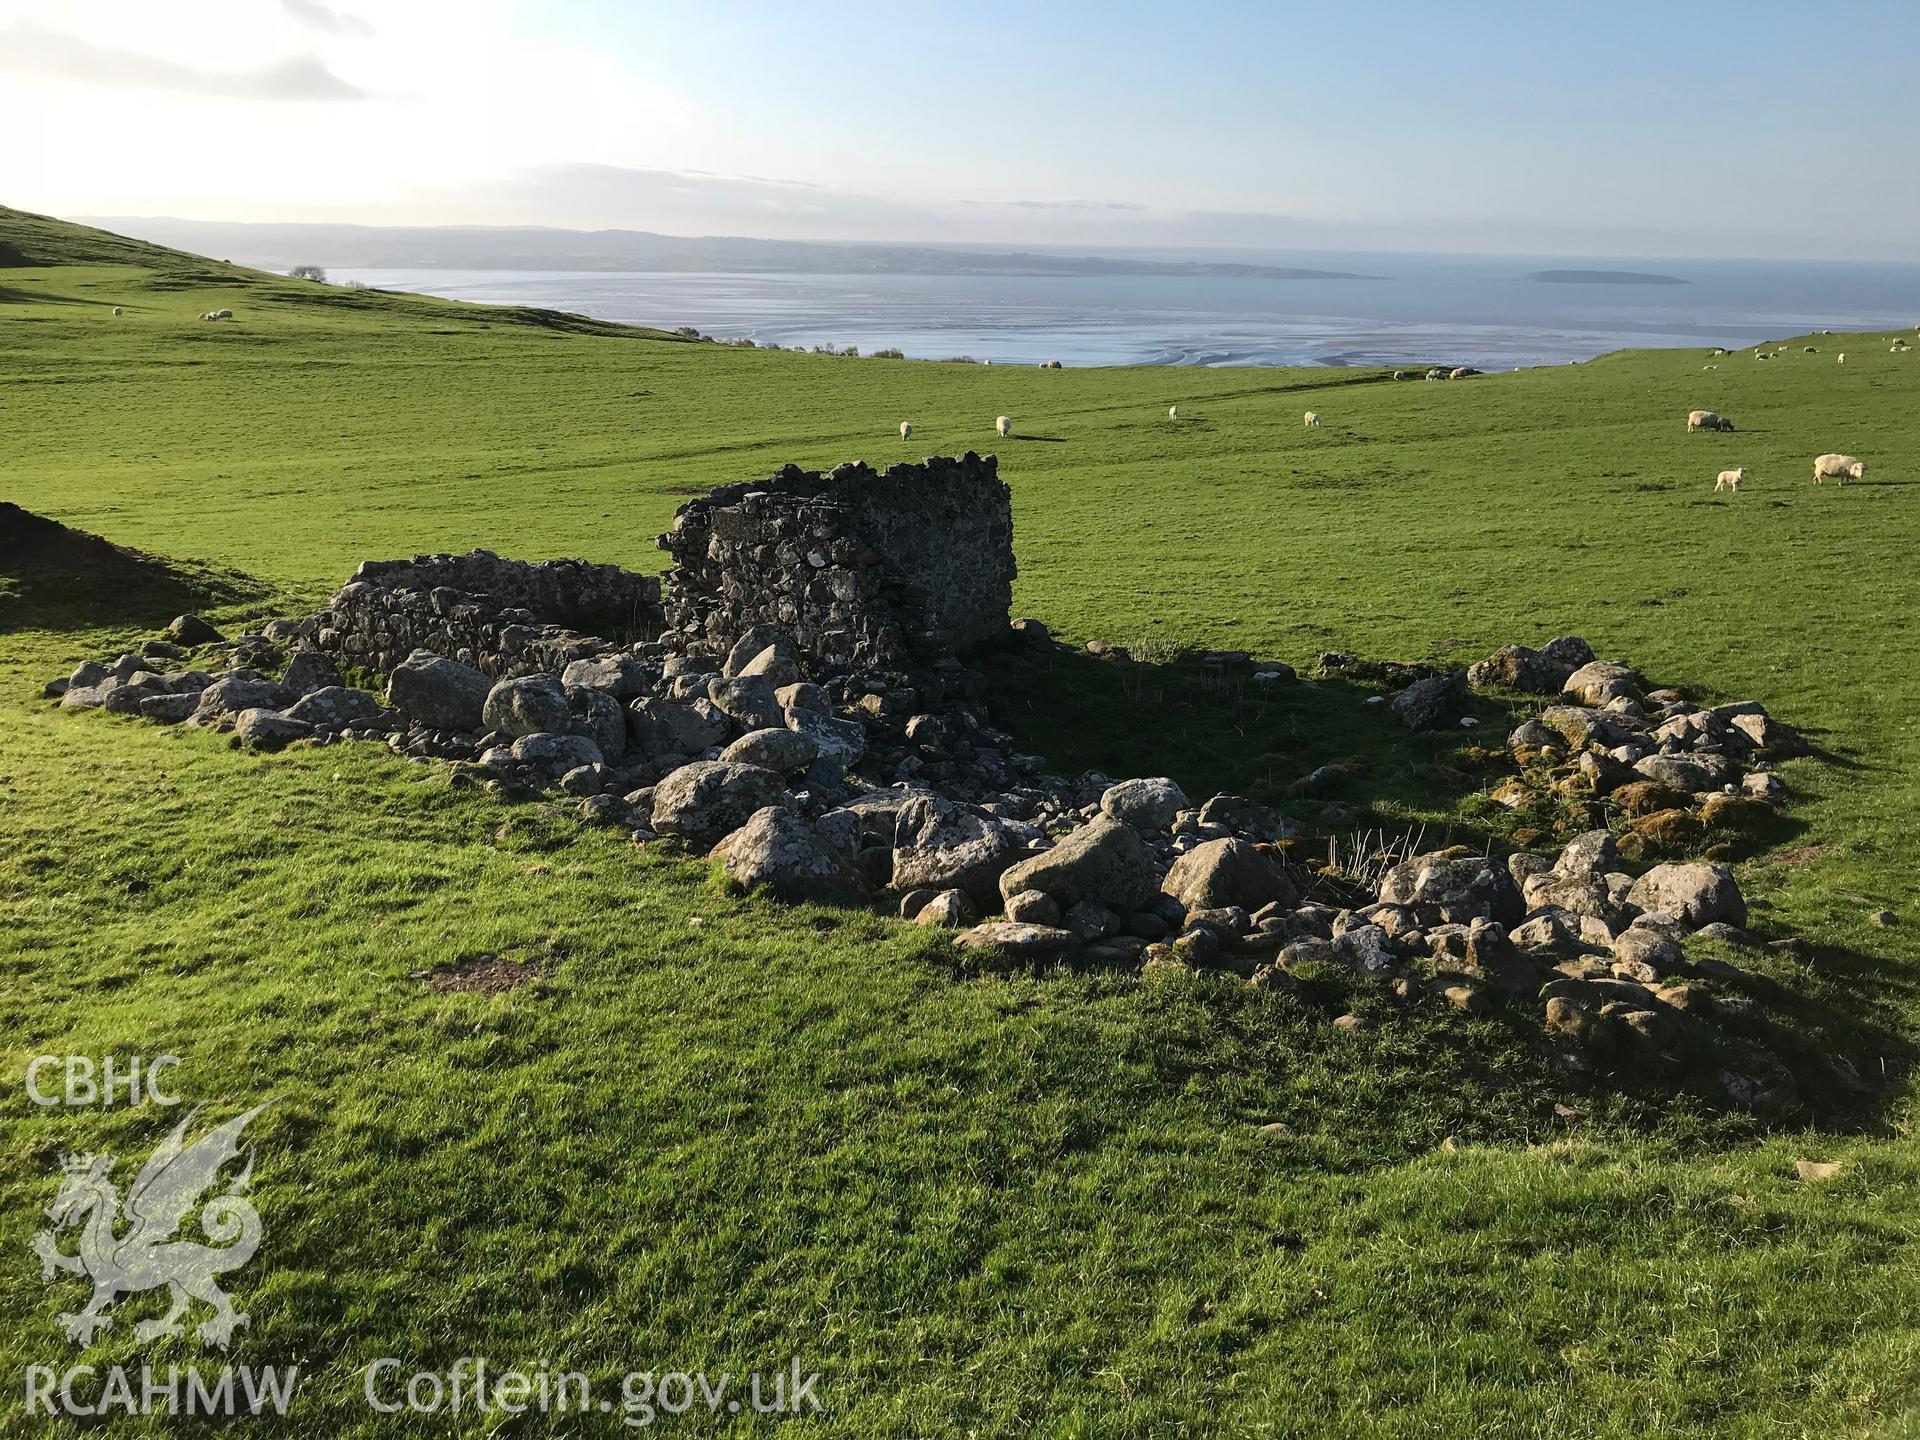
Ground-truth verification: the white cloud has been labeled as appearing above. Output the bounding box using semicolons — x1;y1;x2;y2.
0;21;368;100
279;0;372;38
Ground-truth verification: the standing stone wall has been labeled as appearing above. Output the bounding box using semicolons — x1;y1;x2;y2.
656;453;1016;672
314;551;662;678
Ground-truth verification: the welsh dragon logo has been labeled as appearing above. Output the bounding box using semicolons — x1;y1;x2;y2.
29;1104;269;1349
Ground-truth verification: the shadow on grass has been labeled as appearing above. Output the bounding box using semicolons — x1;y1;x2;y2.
0;502;271;632
979;641;1507;859
975;639;1915;1137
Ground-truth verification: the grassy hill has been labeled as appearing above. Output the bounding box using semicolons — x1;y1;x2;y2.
4;207;1920;1436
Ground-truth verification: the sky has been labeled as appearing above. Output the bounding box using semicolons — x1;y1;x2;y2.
3;0;1918;261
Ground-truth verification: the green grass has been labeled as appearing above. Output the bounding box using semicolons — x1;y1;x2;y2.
4;205;1920;1435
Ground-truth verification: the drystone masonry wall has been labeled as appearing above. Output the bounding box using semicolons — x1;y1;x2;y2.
315;551;662;679
656;453;1016;673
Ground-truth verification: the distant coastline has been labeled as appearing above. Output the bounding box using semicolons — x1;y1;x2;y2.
1528;269;1689;285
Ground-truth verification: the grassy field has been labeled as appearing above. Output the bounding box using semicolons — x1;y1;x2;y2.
4;207;1920;1436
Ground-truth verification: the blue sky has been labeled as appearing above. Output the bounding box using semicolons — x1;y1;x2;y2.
3;0;1917;259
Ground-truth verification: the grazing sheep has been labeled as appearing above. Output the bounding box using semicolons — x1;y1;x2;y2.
1715;468;1745;492
1838;353;1846;364
1709;347;1730;357
1687;410;1734;433
899;421;912;439
1168;405;1178;420
995;415;1012;438
111;306;123;317
1425;367;1447;381
1303;410;1321;427
1449;366;1480;379
1812;453;1866;483
1392;370;1412;380
1042;359;1062;369
1804;346;1817;353
200;308;233;321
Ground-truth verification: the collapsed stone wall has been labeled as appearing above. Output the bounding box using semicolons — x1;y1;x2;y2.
656;453;1016;673
315;551;662;678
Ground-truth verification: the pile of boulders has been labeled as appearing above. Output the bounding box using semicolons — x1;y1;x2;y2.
1465;639;1805;859
46;600;1829;1107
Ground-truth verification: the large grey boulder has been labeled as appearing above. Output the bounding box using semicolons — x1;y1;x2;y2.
1467;637;1592;693
629;696;730;757
387;652;489;731
1160;838;1297;912
194;669;289;722
710;806;865;902
786;707;866;768
232;707;312;751
566;685;627;761
1626;862;1747;930
509;732;605;776
996;815;1158;912
562;653;654;701
282;647;343;696
651;760;792;847
1562;660;1645;707
484;674;573;739
720;727;819;774
1393;672;1467;730
284;686;384;728
1099;777;1190;831
725;625;796;678
708;675;784;732
953;922;1079;959
1633;753;1740;793
167;614;224;646
1377;853;1523;927
890;794;1019;907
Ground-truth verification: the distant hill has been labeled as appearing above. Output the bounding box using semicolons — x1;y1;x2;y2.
78;216;1382;281
1527;269;1689;285
0;204;676;340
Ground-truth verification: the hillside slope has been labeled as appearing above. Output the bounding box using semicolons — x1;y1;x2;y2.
3;214;1919;1438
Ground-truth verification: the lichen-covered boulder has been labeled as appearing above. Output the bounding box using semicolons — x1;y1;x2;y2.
562;653;654;701
651;760;792;847
996;815;1158;912
1626;862;1747;930
1632;753;1740;793
629;696;730;757
284;685;384;728
720;727;819;773
1562;660;1645;707
952;922;1079;958
891;794;1019;907
193;669;291;723
786;706;866;767
167;614;224;646
1099;777;1190;831
710;805;864;902
1393;672;1467;730
509;731;604;776
1160;838;1297;912
1377;852;1523;927
282;647;343;697
484;674;573;739
231;707;312;751
565;685;627;761
386;652;489;731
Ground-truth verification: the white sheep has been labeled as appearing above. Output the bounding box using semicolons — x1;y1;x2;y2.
1425;367;1447;381
899;421;912;439
1168;405;1178;420
1838;353;1846;364
1687;410;1734;433
1715;468;1744;492
1812;453;1865;483
1303;410;1321;427
995;415;1012;438
111;306;123;316
1449;366;1479;379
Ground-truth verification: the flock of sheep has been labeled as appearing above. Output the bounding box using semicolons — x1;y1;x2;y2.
1689;408;1867;490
